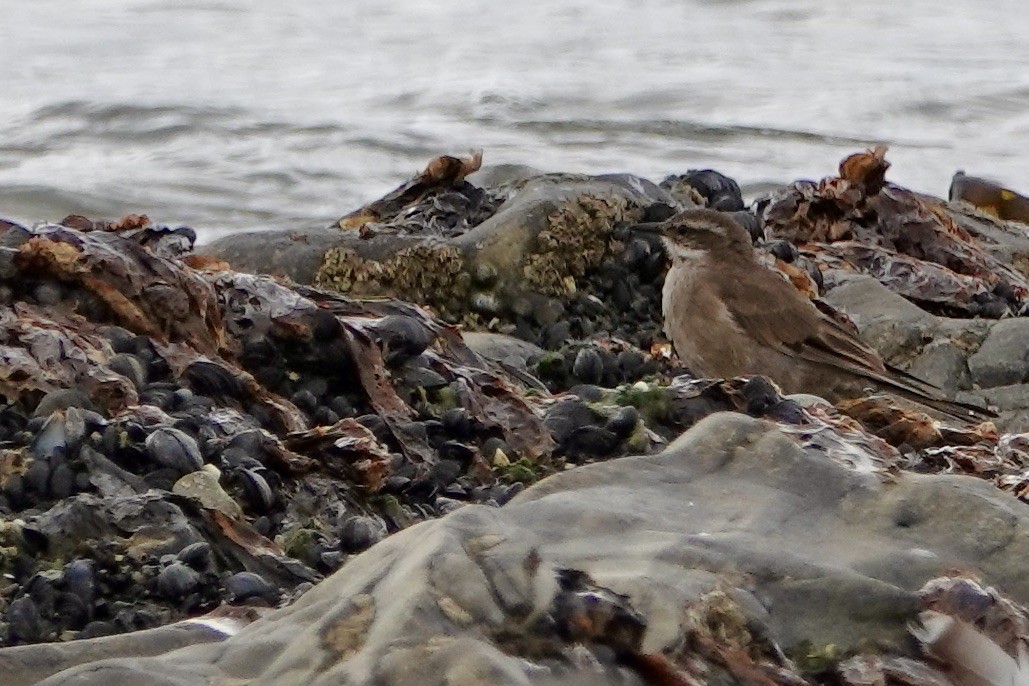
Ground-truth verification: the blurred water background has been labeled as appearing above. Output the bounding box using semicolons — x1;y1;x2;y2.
1;0;1027;242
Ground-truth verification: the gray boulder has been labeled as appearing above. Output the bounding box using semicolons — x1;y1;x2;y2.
967;317;1029;388
16;412;1029;685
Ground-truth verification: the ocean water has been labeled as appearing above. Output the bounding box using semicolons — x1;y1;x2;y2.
1;0;1027;242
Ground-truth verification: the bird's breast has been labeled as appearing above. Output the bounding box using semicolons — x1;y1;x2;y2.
662;261;752;377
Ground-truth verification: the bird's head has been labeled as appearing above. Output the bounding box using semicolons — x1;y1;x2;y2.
634;209;754;262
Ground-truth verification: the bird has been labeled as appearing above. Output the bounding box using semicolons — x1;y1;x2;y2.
634;208;991;420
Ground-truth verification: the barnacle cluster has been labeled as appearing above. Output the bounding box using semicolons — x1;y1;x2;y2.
315;241;468;313
522;193;643;296
318;192;646;329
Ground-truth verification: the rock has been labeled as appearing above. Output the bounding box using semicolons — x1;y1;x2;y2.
959;384;1029;432
0;614;245;685
197;227;347;283
172;466;243;519
571;348;603;385
543;398;604;448
223;572;278;605
462;332;544;370
108;353;148;392
17;412;1029;685
947;202;1029;268
468;163;548;189
661;169;743;211
967;318;1029;388
10;151;1029;684
822;275;936;363
907;341;973;395
338;515;388;553
175;542;214;573
156;563;201;600
238;469;275;514
146;428;205;476
369;315;436;364
7;597;44;644
33;390;98;418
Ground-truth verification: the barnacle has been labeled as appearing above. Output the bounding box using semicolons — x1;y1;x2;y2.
522;194;641;296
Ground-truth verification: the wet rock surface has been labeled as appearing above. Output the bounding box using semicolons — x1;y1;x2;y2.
12;413;1029;686
3;150;1029;684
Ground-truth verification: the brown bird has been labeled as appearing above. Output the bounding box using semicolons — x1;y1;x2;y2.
636;209;990;420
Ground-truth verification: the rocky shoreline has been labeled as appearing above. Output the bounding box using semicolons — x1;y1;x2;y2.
2;149;1029;685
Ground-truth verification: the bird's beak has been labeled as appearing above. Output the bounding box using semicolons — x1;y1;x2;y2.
630;222;666;235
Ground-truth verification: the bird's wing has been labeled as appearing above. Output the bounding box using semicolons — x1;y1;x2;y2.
714;262;998;419
715;263;943;394
713;265;883;371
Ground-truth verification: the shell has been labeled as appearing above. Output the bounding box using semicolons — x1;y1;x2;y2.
239;469;275;513
223;571;278;604
176;541;214;572
145;427;204;475
156;563;201;600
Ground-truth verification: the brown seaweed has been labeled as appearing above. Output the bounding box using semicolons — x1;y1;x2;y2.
763;147;1029;317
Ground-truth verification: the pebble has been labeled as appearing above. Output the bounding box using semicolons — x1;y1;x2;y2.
339;515;388;553
33;389;97;418
605;406;640;439
33;282;65;307
109;353;148;391
572;348;604;385
373;315;434;363
239;469;276;513
176;542;214;572
156;563;201;600
7;596;44;643
224;571;278;605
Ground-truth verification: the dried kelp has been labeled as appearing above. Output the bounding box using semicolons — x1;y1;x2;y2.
0;214;554;647
335;150;498;237
763;147;1029;317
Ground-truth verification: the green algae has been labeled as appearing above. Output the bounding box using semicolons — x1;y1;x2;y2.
616;383;674;425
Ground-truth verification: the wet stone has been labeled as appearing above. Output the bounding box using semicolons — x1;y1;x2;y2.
33;390;98;418
146;427;205;475
224;571;278;605
572;348;604;385
967;318;1029;388
156;563;201;600
339;515;388;553
176;542;214;572
7;596;44;644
